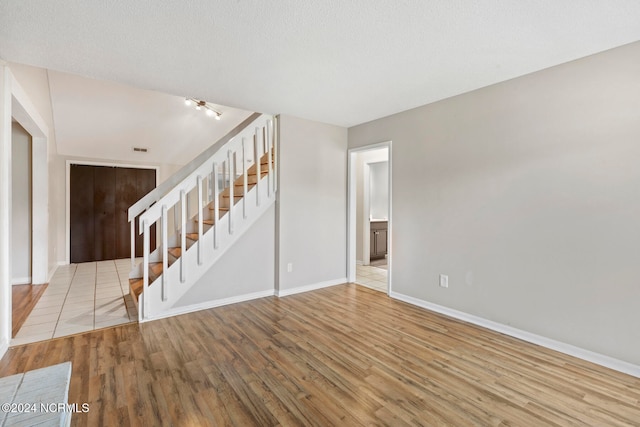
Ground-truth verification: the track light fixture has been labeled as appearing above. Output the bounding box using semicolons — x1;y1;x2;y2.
184;98;222;120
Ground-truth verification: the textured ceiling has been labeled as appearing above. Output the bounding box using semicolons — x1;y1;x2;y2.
1;1;640;127
47;70;252;165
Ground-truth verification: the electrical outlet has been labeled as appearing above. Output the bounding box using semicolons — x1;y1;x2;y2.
287;263;293;273
439;274;448;288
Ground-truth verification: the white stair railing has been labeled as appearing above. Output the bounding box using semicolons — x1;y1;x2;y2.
127;112;263;267
127;113;277;321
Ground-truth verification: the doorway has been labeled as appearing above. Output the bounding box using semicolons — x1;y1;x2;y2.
69;164;157;263
347;142;391;293
11;122;32;284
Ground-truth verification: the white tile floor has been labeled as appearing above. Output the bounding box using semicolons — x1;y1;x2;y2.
355;264;388;293
12;259;138;346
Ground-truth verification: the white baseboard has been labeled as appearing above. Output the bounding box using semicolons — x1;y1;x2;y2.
143;289;275;322
11;277;31;285
276;277;347;297
47;263;64;283
390;291;640;379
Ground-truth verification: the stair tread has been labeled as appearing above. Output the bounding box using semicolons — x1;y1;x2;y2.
186;233;199;241
234;174;256;187
129;263;161;301
195;219;215;225
167;247;181;258
149;262;163;274
246;154;273;175
129;278;143;302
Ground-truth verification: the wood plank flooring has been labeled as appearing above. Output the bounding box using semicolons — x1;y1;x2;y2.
1;284;638;426
11;283;48;338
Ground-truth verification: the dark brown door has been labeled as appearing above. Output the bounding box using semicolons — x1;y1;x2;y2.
70;165;156;263
114;167;157;259
94;166;116;260
70;165;95;263
115;167;138;259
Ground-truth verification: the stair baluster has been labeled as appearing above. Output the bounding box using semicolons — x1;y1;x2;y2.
130;221;136;269
142;219;150;318
242;138;248;219
254;130;261;206
228;150;234;234
161;205;168;302
180;189;186;283
213;162;220;249
267;123;273;197
197;176;203;265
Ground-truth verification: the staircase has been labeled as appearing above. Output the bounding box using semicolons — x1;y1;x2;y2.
127;113;277;321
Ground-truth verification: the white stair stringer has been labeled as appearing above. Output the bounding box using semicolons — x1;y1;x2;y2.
140;180;275;321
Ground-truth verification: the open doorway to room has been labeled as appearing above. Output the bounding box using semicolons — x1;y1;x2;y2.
10;121;49;339
5;86;51;346
11;122;33;286
348;142;391;294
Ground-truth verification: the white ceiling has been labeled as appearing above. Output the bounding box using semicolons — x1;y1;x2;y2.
1;1;640;129
46;70;252;165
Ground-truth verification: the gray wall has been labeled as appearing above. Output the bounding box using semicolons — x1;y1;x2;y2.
348;41;640;365
277;115;348;291
11;122;32;283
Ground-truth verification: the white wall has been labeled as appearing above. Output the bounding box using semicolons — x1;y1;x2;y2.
277;115;348;292
348;41;640;366
369;162;388;220
11;122;31;283
174;204;275;307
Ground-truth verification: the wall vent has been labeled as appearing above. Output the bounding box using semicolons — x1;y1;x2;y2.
133;147;148;153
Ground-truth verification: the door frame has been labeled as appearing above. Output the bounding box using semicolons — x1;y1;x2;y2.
65;160;159;264
347;141;392;293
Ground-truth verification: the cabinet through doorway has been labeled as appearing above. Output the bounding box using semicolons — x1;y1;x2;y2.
370;220;388;260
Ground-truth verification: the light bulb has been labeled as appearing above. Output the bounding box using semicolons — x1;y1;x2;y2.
195;105;201;111
215;113;221;120
184;99;192;106
206;108;214;117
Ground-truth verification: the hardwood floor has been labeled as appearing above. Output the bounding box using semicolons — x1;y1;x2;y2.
1;284;638;426
11;283;48;338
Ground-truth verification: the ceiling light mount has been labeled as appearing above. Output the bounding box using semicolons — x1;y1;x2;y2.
185;98;222;120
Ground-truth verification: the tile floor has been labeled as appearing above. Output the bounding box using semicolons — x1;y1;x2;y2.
11;259;138;346
355;264;388;293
